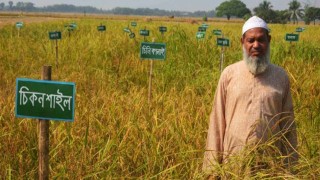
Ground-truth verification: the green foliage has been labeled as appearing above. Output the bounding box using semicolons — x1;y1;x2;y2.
254;1;275;23
288;0;304;24
215;0;251;20
203;14;208;21
304;7;320;25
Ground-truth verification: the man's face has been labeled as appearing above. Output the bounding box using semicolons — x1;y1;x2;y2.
241;28;270;58
241;28;271;75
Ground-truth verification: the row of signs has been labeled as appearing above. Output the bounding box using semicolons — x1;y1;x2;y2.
285;27;305;42
15;42;166;122
196;26;230;47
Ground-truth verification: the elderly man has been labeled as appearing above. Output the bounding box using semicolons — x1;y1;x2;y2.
203;16;298;176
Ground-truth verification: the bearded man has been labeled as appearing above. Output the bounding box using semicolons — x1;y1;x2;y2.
202;16;298;176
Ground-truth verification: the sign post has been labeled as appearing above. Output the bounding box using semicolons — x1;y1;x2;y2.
198;26;206;32
97;24;106;32
97;24;106;38
295;27;304;33
49;31;61;68
16;22;23;37
159;26;167;38
39;66;51;180
196;32;205;40
123;27;135;39
15;67;75;179
65;23;77;37
131;22;137;27
285;33;299;42
140;41;166;105
217;37;230;72
213;29;222;36
140;27;149;42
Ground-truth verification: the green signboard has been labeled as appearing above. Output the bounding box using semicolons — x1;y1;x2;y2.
285;33;299;42
70;23;77;28
201;23;209;28
129;32;135;39
131;22;137;27
65;23;77;31
159;26;167;33
217;38;230;46
296;27;303;32
196;32;205;39
140;30;150;36
213;29;222;36
49;31;61;40
16;22;23;28
198;26;206;32
15;78;76;121
97;25;106;31
123;28;131;33
140;42;166;60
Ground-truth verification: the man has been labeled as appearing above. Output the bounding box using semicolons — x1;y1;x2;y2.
203;16;298;176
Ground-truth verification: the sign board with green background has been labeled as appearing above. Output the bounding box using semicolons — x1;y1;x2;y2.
285;33;299;42
140;42;166;60
49;32;61;40
217;38;230;46
15;78;75;121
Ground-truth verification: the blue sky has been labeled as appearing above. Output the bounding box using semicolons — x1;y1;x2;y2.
6;0;320;12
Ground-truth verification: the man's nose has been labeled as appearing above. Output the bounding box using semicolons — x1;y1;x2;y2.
253;41;260;48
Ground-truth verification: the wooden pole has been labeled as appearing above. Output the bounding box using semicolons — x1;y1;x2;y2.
39;66;51;180
148;38;155;105
55;39;58;68
220;46;224;73
220;34;224;73
148;60;153;105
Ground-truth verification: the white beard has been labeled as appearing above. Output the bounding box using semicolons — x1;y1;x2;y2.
243;45;270;75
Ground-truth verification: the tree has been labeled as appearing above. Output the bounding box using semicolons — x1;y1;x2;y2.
304;6;320;25
24;2;35;11
8;1;13;10
216;0;251;20
288;0;304;24
253;1;275;23
273;10;291;24
16;2;24;11
0;2;5;10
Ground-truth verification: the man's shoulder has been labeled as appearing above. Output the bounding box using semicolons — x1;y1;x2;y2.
222;60;245;73
269;63;289;78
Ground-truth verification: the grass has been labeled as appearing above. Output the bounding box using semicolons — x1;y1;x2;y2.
0;15;319;178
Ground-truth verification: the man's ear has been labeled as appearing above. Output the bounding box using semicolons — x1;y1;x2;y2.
268;35;271;43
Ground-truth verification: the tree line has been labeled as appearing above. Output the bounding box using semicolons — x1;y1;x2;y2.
215;0;320;25
0;0;319;24
0;1;214;17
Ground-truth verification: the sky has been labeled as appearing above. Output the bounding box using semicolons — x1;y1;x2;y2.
5;0;320;12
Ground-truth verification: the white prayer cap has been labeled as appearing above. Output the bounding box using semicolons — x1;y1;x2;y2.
242;16;269;35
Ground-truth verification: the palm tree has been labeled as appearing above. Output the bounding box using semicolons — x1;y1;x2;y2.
288;0;304;24
259;0;273;11
253;1;274;22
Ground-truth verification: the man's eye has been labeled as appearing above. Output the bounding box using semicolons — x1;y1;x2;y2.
247;39;254;43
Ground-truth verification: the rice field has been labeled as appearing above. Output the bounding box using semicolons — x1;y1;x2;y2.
0;14;319;179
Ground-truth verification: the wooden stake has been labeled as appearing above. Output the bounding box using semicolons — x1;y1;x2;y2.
55;39;58;68
39;66;51;180
148;60;153;105
220;46;224;73
148;38;155;105
220;34;225;73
